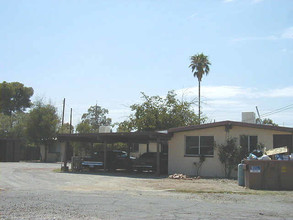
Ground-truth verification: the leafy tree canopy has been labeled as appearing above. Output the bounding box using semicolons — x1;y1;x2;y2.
118;90;203;132
0;112;28;138
76;105;112;133
58;123;74;134
0;81;34;115
26;100;60;145
0;113;11;137
189;53;211;82
262;118;278;126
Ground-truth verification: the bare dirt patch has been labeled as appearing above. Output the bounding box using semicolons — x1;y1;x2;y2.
139;177;293;195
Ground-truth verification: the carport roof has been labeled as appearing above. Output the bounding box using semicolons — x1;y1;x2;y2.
57;131;171;143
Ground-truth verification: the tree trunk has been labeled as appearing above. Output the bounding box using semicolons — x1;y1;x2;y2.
198;79;201;124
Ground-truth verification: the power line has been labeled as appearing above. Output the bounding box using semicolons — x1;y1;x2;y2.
260;104;293;117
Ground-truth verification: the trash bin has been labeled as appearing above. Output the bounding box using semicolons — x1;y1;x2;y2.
243;160;293;190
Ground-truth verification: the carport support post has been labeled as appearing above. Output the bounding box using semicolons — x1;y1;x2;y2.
103;142;107;172
61;141;69;172
127;143;131;159
91;142;94;156
291;134;293;154
156;138;160;176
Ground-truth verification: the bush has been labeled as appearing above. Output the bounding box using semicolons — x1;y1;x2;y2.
218;138;246;178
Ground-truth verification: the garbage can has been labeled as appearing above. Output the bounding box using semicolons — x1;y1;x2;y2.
243;160;293;190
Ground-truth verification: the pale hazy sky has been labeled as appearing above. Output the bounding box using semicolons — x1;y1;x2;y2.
1;0;293;127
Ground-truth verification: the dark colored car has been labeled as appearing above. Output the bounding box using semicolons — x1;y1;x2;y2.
82;150;135;171
132;152;168;173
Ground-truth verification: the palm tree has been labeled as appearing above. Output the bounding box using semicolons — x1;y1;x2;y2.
189;53;211;124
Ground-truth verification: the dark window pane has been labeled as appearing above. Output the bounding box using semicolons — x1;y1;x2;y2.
273;134;292;154
186;136;199;155
250;136;258;151
200;136;214;156
240;135;248;148
200;147;214;156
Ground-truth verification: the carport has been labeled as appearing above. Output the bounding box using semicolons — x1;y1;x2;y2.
57;131;171;175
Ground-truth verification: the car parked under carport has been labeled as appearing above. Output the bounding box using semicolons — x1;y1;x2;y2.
132;152;168;174
82;150;135;171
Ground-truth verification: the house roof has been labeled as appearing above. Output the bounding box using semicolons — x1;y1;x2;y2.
57;131;171;143
168;120;293;134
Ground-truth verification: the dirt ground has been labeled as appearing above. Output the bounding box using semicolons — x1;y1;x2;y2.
1;162;293;219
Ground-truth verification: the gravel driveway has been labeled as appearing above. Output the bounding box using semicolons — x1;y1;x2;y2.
0;162;292;219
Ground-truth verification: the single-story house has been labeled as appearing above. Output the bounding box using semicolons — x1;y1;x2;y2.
167;120;293;177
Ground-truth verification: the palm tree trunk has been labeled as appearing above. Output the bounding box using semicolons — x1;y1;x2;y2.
198;79;201;124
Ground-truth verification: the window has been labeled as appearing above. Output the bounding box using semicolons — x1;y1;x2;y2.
240;135;258;152
273;135;292;152
185;136;214;156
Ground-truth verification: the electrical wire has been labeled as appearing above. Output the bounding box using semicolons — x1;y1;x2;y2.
260;104;293;117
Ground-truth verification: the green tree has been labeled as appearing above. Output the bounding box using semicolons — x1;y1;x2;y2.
0;112;28;138
10;112;28;138
115;121;134;132
118;90;202;132
26;101;60;161
189;53;211;123
58;123;74;134
76;121;93;133
0;81;34;116
218;138;247;178
0;113;11;137
262;118;278;126
76;104;112;133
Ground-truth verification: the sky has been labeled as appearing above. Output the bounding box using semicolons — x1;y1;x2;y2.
1;0;293;127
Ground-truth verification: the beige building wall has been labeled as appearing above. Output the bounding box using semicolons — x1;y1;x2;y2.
168;125;292;177
40;142;66;162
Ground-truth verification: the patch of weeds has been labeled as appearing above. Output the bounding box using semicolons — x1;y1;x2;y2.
53;168;62;173
174;189;287;195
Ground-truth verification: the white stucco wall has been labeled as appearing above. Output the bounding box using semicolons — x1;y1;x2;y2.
168;125;292;177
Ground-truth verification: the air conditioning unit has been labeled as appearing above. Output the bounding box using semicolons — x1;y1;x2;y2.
242;112;256;124
99;126;112;133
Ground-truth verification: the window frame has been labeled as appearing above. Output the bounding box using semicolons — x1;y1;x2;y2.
185;135;214;157
240;135;258;152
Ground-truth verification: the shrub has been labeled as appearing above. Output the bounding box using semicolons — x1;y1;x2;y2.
218;138;243;178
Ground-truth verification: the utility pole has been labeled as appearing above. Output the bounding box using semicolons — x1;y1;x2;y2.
62;106;71;172
256;106;262;124
62;98;65;126
70;108;72;134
